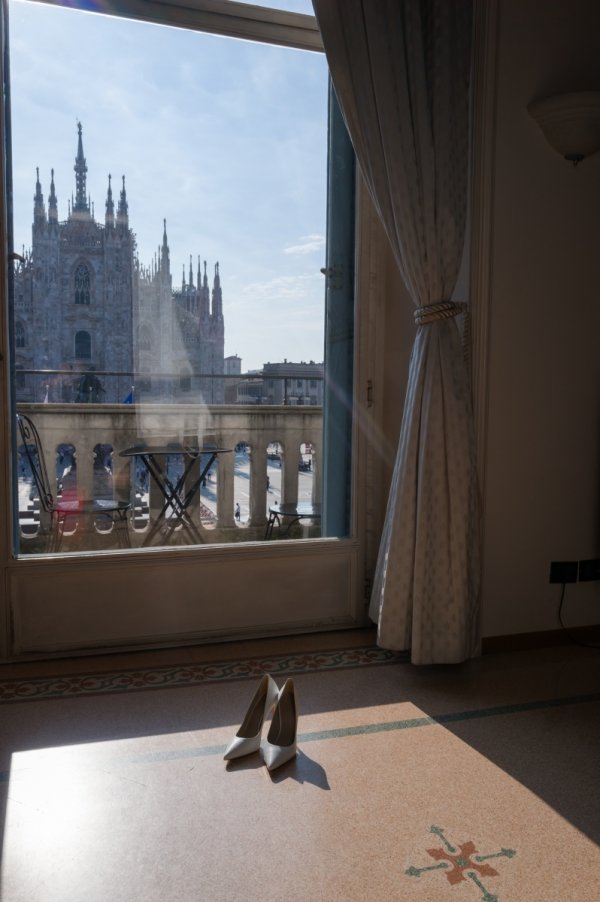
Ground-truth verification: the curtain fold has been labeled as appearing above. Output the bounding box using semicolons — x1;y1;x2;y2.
313;0;480;664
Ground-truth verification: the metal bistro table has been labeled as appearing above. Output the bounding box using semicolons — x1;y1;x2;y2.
264;501;322;540
120;443;231;546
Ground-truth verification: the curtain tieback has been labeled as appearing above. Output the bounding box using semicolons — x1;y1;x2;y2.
414;300;466;325
414;301;472;376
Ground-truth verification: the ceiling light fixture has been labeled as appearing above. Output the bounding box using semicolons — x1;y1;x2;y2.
527;91;600;166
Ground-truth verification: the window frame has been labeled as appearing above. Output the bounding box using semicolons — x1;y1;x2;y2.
31;0;322;52
0;0;382;661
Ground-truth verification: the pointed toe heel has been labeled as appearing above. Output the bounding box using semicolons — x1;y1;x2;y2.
224;674;279;761
263;678;298;772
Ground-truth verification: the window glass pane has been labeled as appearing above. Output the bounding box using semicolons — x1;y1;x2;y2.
9;0;333;554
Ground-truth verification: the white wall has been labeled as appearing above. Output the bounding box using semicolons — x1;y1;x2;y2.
480;0;600;635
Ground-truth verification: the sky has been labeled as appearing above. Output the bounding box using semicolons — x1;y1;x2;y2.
8;0;327;372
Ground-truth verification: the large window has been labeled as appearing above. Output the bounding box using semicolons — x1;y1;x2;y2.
1;0;365;658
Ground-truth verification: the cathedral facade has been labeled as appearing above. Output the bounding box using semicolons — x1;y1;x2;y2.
12;124;225;405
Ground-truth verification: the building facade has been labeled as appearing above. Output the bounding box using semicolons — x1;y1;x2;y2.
261;360;324;406
13;124;225;405
230;361;324;405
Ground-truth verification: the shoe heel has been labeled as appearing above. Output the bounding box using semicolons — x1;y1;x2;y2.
263;678;298;772
224;674;279;761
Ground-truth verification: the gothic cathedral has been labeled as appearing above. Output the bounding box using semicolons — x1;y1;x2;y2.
13;123;225;404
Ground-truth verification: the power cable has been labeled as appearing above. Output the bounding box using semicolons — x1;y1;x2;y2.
557;583;600;649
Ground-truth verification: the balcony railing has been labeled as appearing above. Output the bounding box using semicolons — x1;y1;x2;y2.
15;402;323;552
14;368;324;407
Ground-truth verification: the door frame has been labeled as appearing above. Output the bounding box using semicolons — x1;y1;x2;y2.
0;0;385;660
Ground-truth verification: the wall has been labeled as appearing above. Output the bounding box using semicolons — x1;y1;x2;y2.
480;0;600;635
376;0;600;640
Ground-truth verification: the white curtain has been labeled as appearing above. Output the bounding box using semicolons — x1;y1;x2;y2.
313;0;480;664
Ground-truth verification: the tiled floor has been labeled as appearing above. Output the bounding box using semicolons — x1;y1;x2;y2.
0;634;599;901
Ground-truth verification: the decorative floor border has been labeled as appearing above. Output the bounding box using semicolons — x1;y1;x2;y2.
0;645;407;704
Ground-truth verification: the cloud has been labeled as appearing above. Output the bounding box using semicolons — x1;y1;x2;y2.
283;234;325;256
239;273;322;302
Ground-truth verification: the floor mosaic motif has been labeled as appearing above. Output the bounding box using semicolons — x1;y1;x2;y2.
406;826;517;901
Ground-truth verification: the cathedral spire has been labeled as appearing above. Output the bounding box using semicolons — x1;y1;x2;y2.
116;175;129;228
73;121;89;214
160;219;170;276
33;167;47;228
189;254;194;288
199;259;210;318
212;261;223;318
48;168;58;225
105;174;115;228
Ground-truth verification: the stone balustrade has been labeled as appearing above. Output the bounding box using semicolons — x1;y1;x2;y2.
16;403;323;549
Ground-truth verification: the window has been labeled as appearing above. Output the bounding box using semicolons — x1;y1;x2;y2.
2;0;365;658
138;372;152;393
15;320;25;347
74;264;91;305
75;330;91;359
139;324;152;351
8;0;340;555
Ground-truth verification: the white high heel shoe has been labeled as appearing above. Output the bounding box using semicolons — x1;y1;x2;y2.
263;678;298;772
224;674;279;761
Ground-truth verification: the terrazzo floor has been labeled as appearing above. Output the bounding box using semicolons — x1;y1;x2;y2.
0;632;598;901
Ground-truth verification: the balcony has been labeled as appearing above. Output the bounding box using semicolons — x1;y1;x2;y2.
15;402;323;553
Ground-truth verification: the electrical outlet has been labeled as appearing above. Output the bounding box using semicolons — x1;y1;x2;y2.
549;561;578;583
578;558;600;582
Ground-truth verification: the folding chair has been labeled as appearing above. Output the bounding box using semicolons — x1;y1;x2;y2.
17;413;131;551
